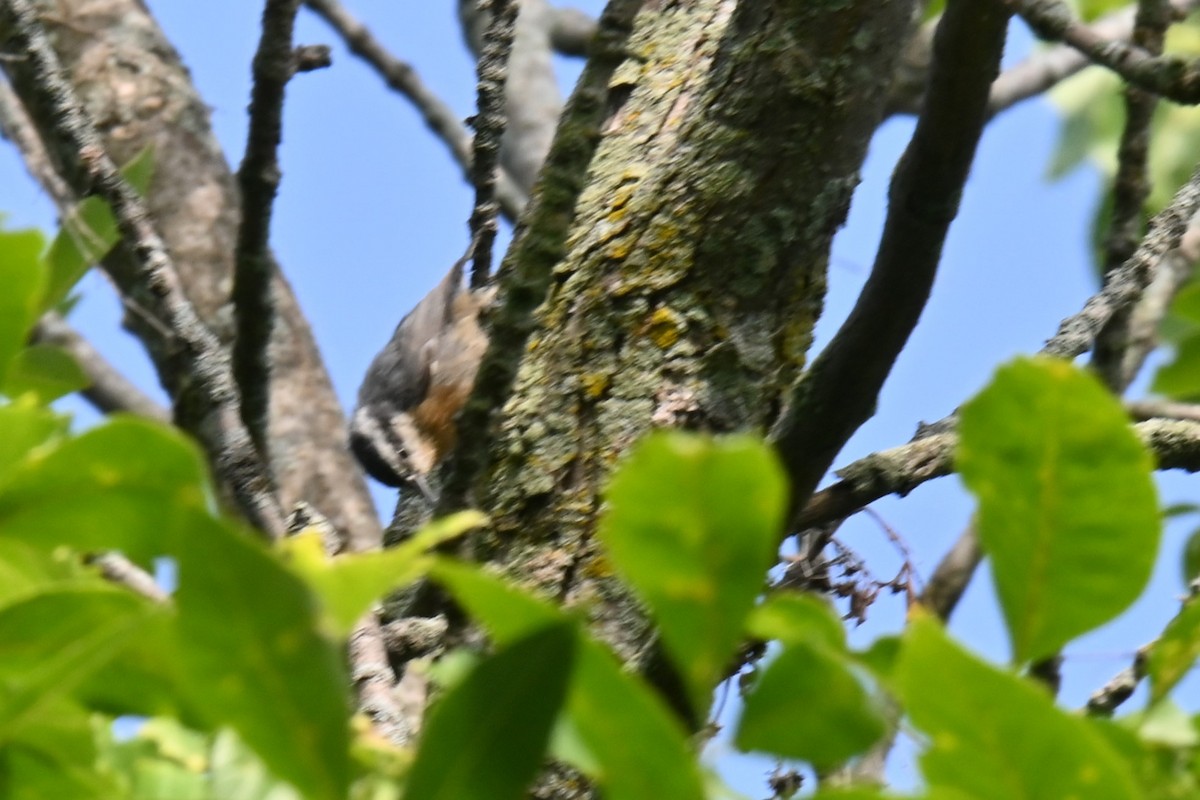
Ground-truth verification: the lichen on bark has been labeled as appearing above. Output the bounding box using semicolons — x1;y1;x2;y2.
477;0;918;666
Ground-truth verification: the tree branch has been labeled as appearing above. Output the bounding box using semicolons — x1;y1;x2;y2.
303;0;527;221
233;0;303;465
467;0;516;289
772;0;1011;524
0;75;70;204
986;0;1200;117
459;0;562;194
86;552;170;603
548;5;596;56
1008;0;1200;105
1086;645;1149;716
918;524;983;621
436;0;645;515
0;0;286;538
31;313;170;421
1092;0;1171;391
1043;163;1200;358
797;417;1200;532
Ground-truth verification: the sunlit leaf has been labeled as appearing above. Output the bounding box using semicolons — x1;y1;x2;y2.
5;344;89;404
0;587;152;739
279;510;485;635
3;699;117;799
433;562;706;800
0;417;210;564
599;432;784;715
0;403;65;484
176;515;349;800
958;357;1159;663
0;227;46;388
899;613;1139;800
736;641;887;768
42;147;155;312
1147;599;1200;703
746;592;845;650
404;622;575;800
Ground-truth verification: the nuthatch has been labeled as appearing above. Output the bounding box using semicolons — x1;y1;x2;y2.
350;256;491;502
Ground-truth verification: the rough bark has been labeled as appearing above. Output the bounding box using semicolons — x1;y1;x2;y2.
473;0;917;668
13;0;380;551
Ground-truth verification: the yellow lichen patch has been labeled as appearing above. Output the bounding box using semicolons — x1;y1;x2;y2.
606;238;633;261
611;180;641;211
579;553;616;580
581;372;611;398
647;306;685;348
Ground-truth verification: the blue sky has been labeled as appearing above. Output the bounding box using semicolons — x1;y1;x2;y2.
2;3;1195;794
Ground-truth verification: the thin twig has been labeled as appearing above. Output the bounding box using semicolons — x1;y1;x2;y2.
1086;645;1149;715
1007;0;1200;105
233;0;303;465
459;0;562;194
1127;398;1200;421
983;0;1200;117
771;0;1011;525
918;524;983;621
436;0;645;515
796;417;1200;532
86;552;170;603
1092;0;1171;391
0;76;70;204
468;0;517;289
303;0;527;221
0;0;286;538
1044;164;1200;359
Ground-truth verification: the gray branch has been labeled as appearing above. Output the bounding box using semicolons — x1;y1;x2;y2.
0;0;286;538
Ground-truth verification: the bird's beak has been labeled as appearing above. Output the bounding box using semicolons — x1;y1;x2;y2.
410;473;438;506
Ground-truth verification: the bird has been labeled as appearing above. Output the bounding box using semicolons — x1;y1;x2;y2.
349;254;491;503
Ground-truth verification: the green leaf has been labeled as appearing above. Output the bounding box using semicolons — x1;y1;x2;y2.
76;611;190;721
0;403;65;484
1153;333;1200;399
209;729;303;800
42;146;155;312
1076;0;1130;21
1136;700;1199;748
899;613;1140;800
2;700;117;800
855;635;903;683
432;560;565;643
736;641;887;767
598;432;785;715
746;592;845;650
433;562;707;800
0;587;152;739
0;417;210;564
4;344;89;403
1183;528;1200;585
104;718;212;800
0;539;86;607
1147;599;1200;703
175;514;349;800
1091;717;1200;800
568;638;706;800
404;622;576;800
0;227;47;388
280;510;485;635
958;357;1159;663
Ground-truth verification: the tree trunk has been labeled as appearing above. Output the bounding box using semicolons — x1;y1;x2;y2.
474;0;917;670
